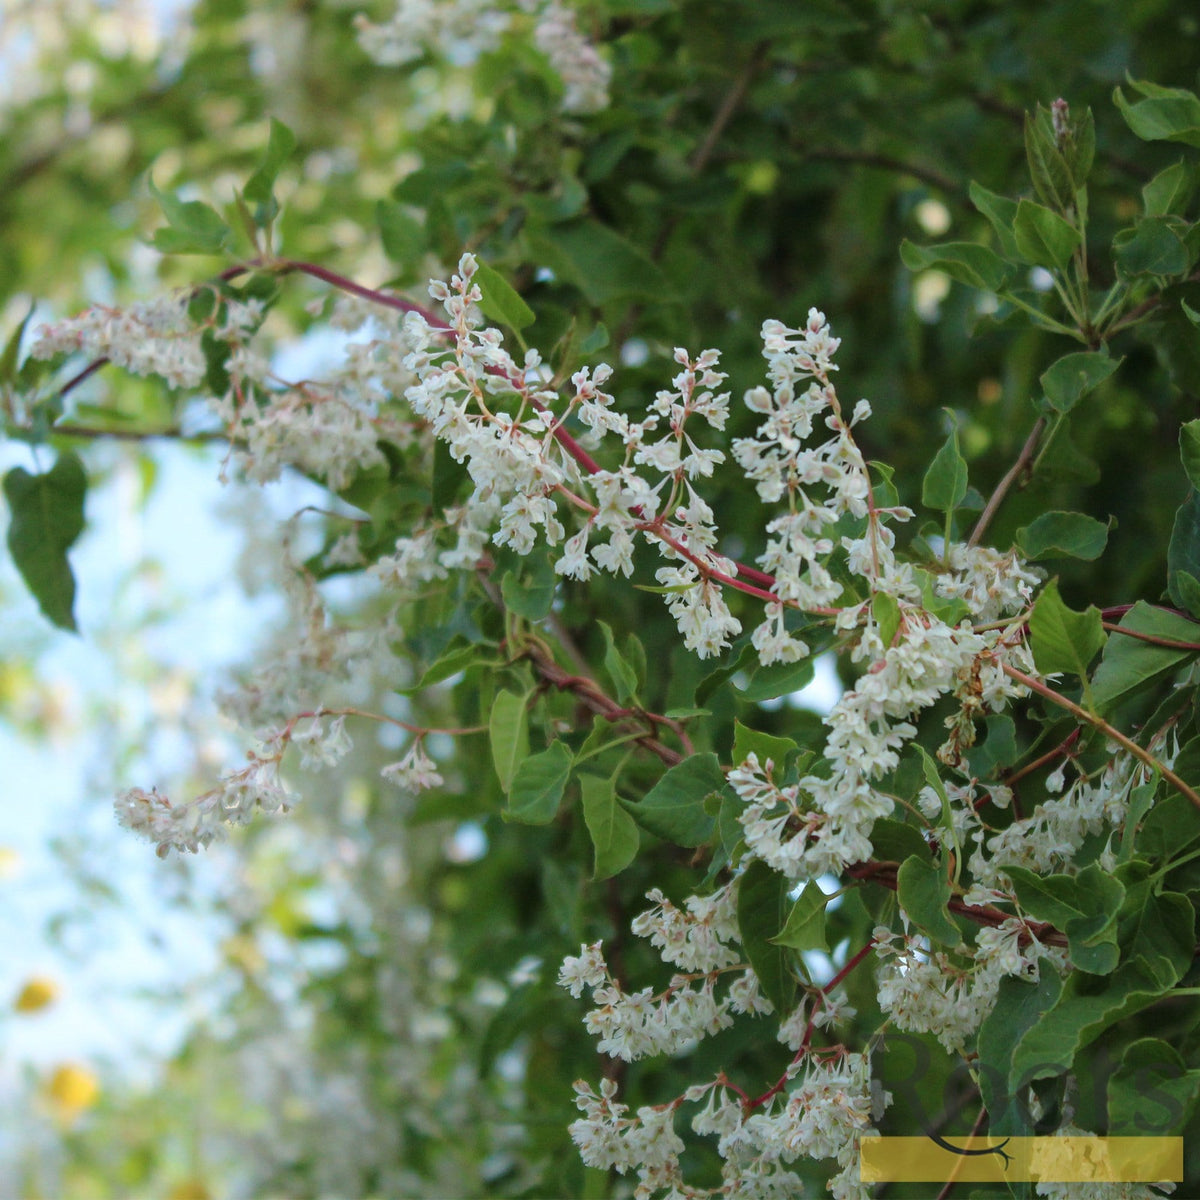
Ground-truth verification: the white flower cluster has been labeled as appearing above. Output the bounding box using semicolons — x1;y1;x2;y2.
934;542;1042;623
116;742;296;857
30;293;217;389
532;1;611;113
569;1052;880;1200
974;750;1155;884
210;377;387;493
568;1078;687;1193
873;922;1065;1053
736;313;882;663
353;0;512;66
218;559;371;729
380;739;444;793
397;255;750;655
1032;1127;1176;1200
559;879;888;1197
557;887;769;1062
629;886;740;972
355;0;610;112
727;1053;877;1200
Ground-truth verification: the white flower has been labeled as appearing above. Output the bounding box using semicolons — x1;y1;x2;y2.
558;942;609;997
381;739;444;792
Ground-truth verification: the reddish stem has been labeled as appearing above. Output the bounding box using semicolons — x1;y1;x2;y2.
742;937;876;1113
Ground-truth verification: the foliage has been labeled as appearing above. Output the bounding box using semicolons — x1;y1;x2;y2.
5;1;1200;1197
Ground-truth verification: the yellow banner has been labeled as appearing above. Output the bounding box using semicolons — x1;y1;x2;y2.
859;1136;1183;1183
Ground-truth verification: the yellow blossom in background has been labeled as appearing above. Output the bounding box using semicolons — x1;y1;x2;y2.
0;846;21;879
166;1181;212;1200
45;1063;100;1121
14;976;59;1013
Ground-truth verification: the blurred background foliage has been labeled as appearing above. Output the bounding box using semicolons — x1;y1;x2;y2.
3;0;1200;1195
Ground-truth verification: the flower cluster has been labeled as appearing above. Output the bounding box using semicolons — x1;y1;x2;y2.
30;293;215;390
873;923;1065;1053
84;248;1113;1200
974;746;1159;883
568;1052;880;1200
558;885;768;1062
116;740;296;857
355;0;610;113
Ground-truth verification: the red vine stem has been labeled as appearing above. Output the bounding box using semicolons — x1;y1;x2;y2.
1100;620;1200;651
1001;663;1200;812
227;259;797;606
742;937;877;1113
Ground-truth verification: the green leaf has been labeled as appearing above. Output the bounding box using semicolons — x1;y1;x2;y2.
1113;217;1190;278
899;240;1012;292
1113;82;1200;148
717;789;746;867
1004;865;1088;928
896;854;960;946
507;740;573;824
1091;602;1200;713
1012;198;1081;271
736;859;794;1014
769;882;830;952
243;117;296;211
1027;578;1106;679
1137;791;1200;864
500;551;556;621
968;181;1020;260
624;632;647;694
694;642;755;707
1117;780;1157;864
432;435;470;510
580;773;639;880
1016;511;1110;561
377;200;425;265
525;219;669;304
921;423;968;513
599;620;638;704
1010;957;1180;1090
1181;420;1200;491
871;591;901;648
1127;890;1195;983
731;722;800;771
1064;106;1096;190
1024;108;1074;211
474;261;535;332
4;451;87;631
1109;1039;1200;1136
489;689;530;792
625;753;723;847
404;641;489;693
870;817;931;864
1173;570;1200;617
1005;863;1123;974
148;177;231;255
1143;160;1194;218
965;714;1019;779
1039;352;1120;414
1168;490;1200;609
734;657;815;702
977;974;1062;1135
579;323;610;354
0;303;34;385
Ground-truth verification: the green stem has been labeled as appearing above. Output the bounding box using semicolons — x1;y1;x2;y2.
1001;293;1085;341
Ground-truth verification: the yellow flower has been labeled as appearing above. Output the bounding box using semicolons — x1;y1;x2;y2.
166;1182;212;1200
14;976;58;1013
45;1063;100;1119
